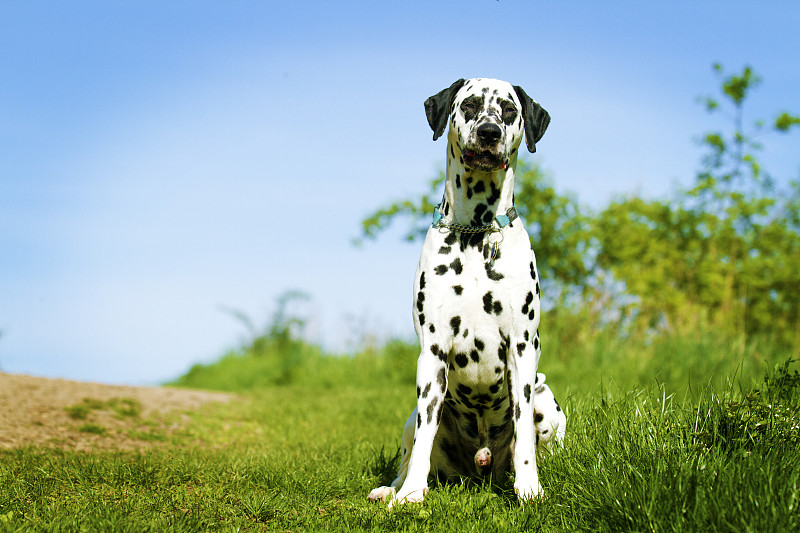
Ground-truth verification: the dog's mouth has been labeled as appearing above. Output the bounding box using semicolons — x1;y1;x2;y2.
463;149;508;171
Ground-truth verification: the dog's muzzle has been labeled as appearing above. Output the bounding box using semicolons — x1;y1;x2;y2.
463;123;508;171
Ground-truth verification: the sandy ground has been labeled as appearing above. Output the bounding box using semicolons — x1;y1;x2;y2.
0;373;231;452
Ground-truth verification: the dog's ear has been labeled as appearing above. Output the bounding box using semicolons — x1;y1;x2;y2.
513;85;550;153
424;78;466;141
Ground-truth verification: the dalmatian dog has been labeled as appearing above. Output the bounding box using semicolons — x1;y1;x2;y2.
368;78;565;507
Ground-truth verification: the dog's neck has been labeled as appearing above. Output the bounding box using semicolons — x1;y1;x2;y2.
441;146;517;228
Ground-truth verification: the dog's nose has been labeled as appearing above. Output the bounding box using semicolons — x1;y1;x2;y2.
476;123;502;145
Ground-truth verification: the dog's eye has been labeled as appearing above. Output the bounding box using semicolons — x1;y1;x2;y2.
501;105;518;124
461;102;476;112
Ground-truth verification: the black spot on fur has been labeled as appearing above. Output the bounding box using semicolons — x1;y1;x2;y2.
449;258;463;275
457;231;484;251
417;291;425;312
465;412;479;438
427;397;439;424
457;383;472;395
515;404;521;420
498;345;507;364
418;313;425;326
473;181;486;195
524;384;531;403
482;291;503;315
521;291;533;314
417;412;422;428
419;272;426;289
475;393;491;406
429;324;436;333
489;423;507;439
435;265;448;275
516;342;526;355
455;173;461;188
450;316;461;336
444;232;458;245
455;353;468;368
483;291;494;314
438;245;452;254
430;343;447;362
485;263;504;281
498;334;508;364
453;285;463;295
530;262;537;279
470;350;480;363
487;182;501;205
474;338;485;351
489;384;499;394
437;367;447;393
422;382;432;399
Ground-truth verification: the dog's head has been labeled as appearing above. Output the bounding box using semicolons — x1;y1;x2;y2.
424;78;550;172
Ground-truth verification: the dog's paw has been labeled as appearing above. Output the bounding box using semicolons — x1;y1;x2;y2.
367;486;396;503
514;481;545;503
388;486;428;509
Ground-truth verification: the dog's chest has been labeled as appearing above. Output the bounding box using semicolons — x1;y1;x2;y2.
414;225;535;388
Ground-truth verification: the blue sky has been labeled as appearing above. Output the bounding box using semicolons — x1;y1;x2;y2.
1;1;799;385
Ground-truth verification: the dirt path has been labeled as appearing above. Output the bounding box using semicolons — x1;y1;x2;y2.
0;373;232;451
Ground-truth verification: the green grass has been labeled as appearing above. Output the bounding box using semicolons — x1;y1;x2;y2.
1;329;798;531
65;397;143;421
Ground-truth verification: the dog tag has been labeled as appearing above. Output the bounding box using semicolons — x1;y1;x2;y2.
489;242;498;265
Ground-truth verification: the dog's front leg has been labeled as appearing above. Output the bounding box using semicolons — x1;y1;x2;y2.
508;333;543;502
392;346;447;507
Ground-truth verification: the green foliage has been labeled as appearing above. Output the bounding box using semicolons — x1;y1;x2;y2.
358;172;446;243
358;65;800;342
595;65;800;340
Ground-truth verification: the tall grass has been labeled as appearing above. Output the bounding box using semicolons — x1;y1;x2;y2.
174;308;789;399
1;309;798;531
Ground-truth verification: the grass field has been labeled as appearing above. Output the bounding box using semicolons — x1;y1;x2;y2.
1;326;799;532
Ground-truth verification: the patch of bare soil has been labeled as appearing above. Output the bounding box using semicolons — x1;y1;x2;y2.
0;373;232;452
